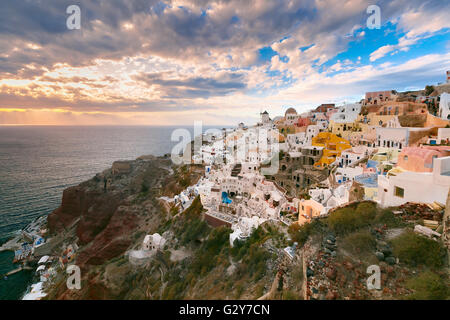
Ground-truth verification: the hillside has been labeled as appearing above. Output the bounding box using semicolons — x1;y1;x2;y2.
41;158;448;300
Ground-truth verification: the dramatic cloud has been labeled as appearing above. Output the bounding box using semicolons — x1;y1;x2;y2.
0;0;449;125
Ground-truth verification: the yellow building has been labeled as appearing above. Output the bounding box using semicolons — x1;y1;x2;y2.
328;119;360;139
311;132;351;168
276;124;296;135
329;112;397;139
357;113;396;128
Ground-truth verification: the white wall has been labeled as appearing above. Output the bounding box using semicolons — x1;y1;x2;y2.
437;128;450;143
378;162;450;207
376;127;408;149
439;93;450;120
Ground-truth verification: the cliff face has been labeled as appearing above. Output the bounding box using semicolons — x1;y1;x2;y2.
46;157;174;271
76;205;137;266
48;187;122;245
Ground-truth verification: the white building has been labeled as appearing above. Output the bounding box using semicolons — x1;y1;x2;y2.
286;132;306;151
230;216;265;246
309;184;350;213
284;108;299;125
376;127;408;149
377;156;450;207
439;92;450;120
337;146;371;167
330;103;362;123
260;111;271;125
335;166;364;184
437;128;450;144
305;125;320;146
315;119;329;131
143;233;166;251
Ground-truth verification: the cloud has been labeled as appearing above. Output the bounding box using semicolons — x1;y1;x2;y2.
0;0;449;125
132;71;247;98
370;1;450;61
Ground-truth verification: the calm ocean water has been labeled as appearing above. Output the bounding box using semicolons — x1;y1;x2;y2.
0;125;224;299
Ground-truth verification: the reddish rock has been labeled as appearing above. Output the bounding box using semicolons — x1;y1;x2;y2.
76;206;137;266
386;266;395;275
326;291;337;300
326;268;337;280
47;186;85;232
47;185;122;245
344;261;354;270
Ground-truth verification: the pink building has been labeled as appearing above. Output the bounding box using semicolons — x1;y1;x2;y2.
365;91;396;105
397;147;450;172
295;117;312;128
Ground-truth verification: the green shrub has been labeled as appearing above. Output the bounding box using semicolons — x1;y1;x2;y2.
141;182;149;193
179;176;191;188
190;226;231;275
173;197;209;245
169;206;179;216
391;231;446;268
231;226;267;260
180;217;209;245
375;209;400;227
235;283;245;298
327;207;363;234
288;219;325;245
292;266;303;283
406;271;448;300
183;196;204;219
425;85;435;96
341;230;376;255
355;202;377;221
327;202;380;234
231;227;272;280
245;245;271;280
283;290;300;300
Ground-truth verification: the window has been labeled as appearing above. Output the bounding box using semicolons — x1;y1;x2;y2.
404;155;408;161
431;155;437;168
394;186;404;198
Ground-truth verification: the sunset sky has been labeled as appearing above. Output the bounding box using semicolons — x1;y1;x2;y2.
0;0;449;126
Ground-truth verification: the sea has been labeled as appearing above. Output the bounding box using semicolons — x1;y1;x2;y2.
0;125;226;300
